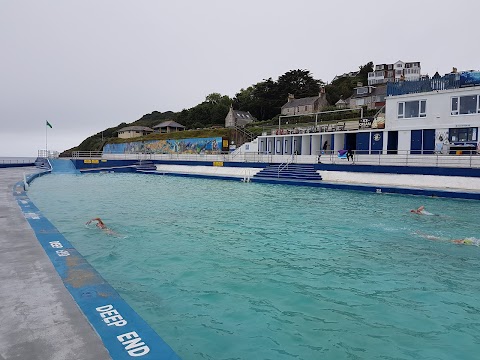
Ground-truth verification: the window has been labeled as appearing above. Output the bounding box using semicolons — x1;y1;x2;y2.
451;97;458;115
398;100;426;118
451;95;480;115
357;87;368;95
449;127;478;142
305;106;308;111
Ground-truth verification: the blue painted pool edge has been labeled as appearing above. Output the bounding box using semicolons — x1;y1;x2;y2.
13;171;181;360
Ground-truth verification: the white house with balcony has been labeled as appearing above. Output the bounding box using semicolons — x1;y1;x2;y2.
368;61;422;85
385;84;480;154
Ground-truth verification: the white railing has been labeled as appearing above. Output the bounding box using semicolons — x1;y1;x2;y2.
315;150;480;168
37;150;59;158
77;149;480;169
0;158;35;164
72;151;104;158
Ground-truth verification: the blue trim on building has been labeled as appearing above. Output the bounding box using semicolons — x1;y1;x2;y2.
14;173;181;360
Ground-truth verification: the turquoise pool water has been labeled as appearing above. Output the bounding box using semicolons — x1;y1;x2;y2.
28;173;480;360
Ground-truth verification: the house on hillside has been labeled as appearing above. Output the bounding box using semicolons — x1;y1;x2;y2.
117;126;154;139
332;71;360;82
225;105;256;128
335;98;348;109
349;82;386;110
153;120;185;133
368;60;422;85
280;88;328;116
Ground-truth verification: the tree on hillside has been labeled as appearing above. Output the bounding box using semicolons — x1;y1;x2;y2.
132;111;177;128
277;69;323;101
176;93;232;128
325;61;373;105
358;61;374;86
234;70;324;121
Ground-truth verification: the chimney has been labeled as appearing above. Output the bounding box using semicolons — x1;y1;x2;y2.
319;86;325;96
287;93;295;102
452;67;458;73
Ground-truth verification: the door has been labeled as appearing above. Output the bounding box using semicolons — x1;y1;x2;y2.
387;131;398;154
422;129;435;154
410;130;422;154
356;132;370;154
370;132;383;154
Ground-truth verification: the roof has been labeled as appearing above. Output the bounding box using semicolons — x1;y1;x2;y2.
153;120;185;129
281;96;319;109
351;84;387;99
117;126;154;132
232;110;255;121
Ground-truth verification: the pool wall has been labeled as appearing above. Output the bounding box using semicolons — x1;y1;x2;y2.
15;171;181;360
68;159;480;200
72;159;480;178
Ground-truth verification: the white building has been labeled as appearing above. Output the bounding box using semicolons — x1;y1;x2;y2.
255;72;480;157
385;84;479;154
368;61;421;85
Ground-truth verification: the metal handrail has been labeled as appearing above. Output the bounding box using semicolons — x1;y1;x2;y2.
278;153;295;177
72;151;104;158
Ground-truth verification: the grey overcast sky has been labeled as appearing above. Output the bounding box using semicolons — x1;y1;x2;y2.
1;0;478;157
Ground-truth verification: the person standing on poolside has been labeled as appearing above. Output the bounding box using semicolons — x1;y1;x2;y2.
322;140;328;153
346;148;353;162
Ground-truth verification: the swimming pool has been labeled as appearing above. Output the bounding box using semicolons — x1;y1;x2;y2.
28;173;480;359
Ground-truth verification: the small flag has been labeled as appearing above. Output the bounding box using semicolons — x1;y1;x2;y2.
46;121;52;128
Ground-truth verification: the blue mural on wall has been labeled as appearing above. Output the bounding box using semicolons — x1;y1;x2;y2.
103;137;223;154
460;72;480;87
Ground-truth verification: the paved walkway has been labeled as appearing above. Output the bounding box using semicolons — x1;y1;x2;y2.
0;167;110;360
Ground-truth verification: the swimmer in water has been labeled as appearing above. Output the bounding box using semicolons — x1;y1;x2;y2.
410;206;434;215
415;232;480;246
86;217;107;229
451;238;480;246
86;217;117;235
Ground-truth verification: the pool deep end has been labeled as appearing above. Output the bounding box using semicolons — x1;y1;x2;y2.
14;172;181;360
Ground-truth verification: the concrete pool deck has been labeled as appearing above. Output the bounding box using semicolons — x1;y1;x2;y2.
0;167;111;360
1;167;180;360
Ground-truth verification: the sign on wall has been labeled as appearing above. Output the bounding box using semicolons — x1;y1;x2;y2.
460;72;480;87
359;118;373;128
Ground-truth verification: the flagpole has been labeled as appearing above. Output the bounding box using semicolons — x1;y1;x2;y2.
45;121;48;156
